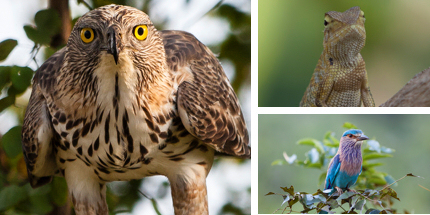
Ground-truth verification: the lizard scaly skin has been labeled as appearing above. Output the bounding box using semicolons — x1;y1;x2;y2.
300;6;375;107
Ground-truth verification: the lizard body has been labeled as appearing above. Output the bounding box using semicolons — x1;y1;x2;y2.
300;6;375;107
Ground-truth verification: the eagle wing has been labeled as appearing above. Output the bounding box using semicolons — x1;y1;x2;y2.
161;30;250;158
22;48;65;187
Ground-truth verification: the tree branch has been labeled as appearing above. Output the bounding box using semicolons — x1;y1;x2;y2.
48;0;71;48
380;67;430;106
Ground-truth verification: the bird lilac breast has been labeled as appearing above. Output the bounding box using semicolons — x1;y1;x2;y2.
324;129;368;194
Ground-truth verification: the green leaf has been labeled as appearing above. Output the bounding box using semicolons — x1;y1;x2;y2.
28;182;51;196
288;196;299;207
24;25;50;45
337;191;355;204
380;188;400;201
271;159;286;166
362;162;384;169
0;66;11;90
10;66;33;92
367;173;387;185
363;153;393;160
0;39;17;61
306;163;322;168
265;192;275;196
2;126;23;158
29;194;53;214
323;131;339;147
327;198;339;208
0;185;27;211
281;186;295;196
35;9;61;36
297;138;324;153
353;199;366;211
313;194;327;204
363;189;379;196
323;131;334;141
343;122;357;129
0;96;15;113
150;198;162;215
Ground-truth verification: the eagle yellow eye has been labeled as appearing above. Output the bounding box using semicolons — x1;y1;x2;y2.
134;25;148;40
80;28;94;43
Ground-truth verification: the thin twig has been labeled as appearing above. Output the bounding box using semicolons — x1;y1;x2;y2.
181;0;224;29
379;173;422;192
77;0;92;10
418;184;430;192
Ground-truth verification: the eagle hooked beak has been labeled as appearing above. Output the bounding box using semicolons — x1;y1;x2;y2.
107;27;121;65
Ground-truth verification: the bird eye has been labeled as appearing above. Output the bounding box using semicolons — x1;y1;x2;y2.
324;20;328;26
134;25;148;41
80;28;94;43
348;134;353;138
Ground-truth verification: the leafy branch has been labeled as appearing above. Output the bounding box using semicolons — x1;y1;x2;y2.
266;174;420;214
266;123;422;214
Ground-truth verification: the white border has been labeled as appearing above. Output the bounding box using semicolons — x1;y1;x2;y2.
250;0;258;214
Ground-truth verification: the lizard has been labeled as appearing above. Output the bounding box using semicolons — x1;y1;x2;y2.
299;6;375;107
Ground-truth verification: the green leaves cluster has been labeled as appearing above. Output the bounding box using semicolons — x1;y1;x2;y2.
23;9;61;46
213;3;251;92
272;123;396;190
0;7;68;215
0;178;68;214
266;174;420;214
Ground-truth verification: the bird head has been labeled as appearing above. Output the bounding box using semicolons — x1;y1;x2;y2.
341;129;369;146
66;4;166;71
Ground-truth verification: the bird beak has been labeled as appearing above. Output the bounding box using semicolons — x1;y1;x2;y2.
107;27;120;65
358;134;369;141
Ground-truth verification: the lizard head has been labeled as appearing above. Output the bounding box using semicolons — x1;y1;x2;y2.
323;6;366;65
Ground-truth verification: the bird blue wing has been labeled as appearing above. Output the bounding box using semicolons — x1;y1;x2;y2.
325;154;341;190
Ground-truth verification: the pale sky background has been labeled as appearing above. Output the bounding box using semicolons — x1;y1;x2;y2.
0;0;251;214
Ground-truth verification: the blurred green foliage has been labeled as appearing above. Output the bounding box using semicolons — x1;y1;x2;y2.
259;0;430;106
258;115;430;214
0;0;250;214
272;123;395;190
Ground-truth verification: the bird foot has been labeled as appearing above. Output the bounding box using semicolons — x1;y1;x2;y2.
335;187;343;195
